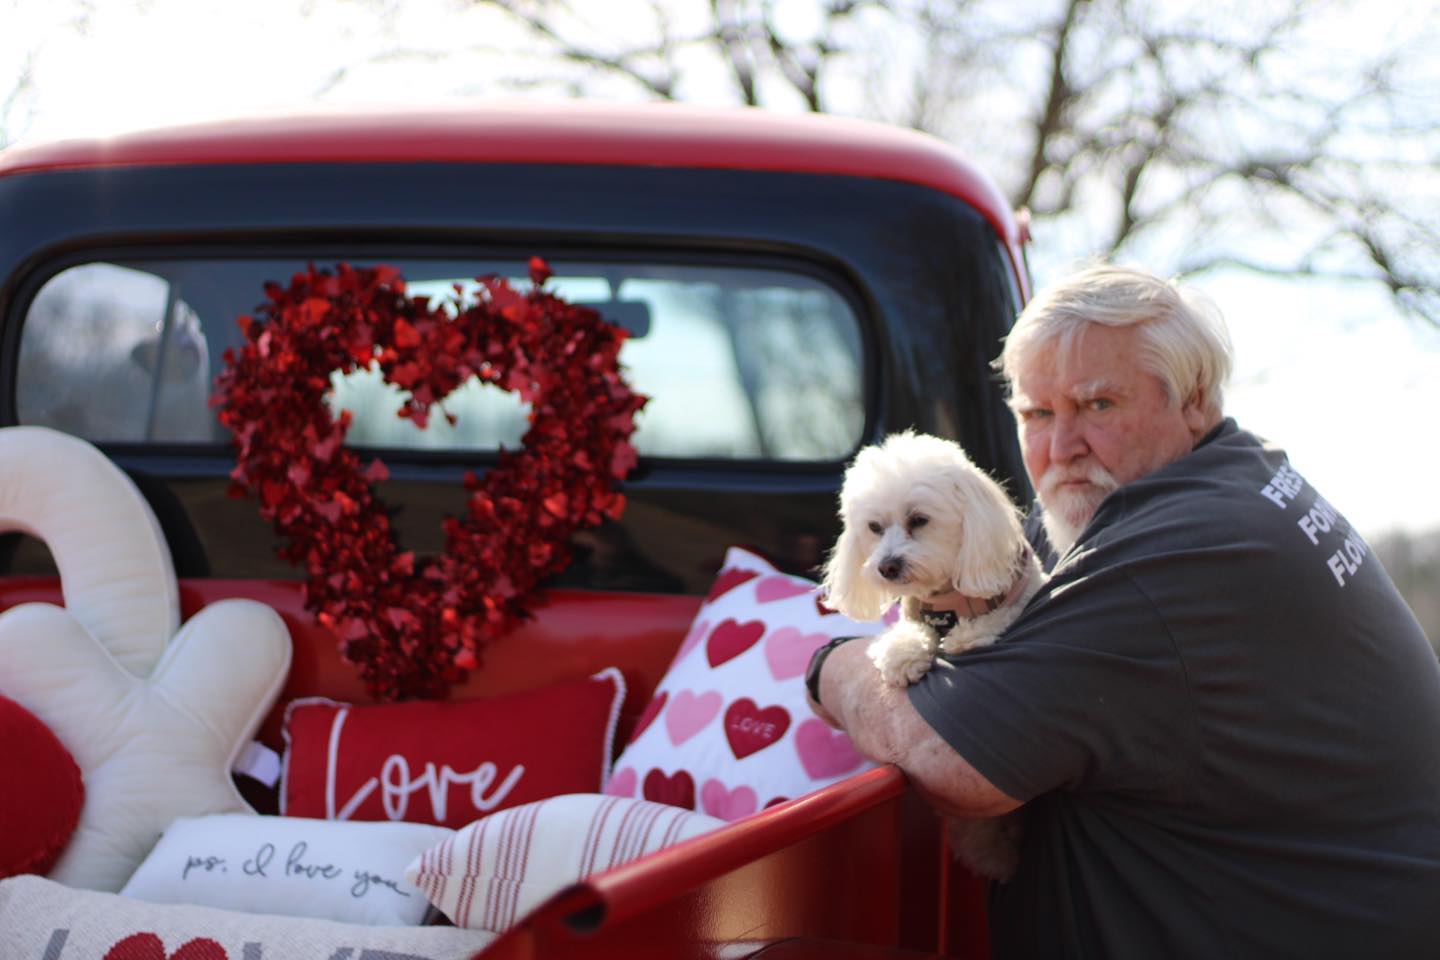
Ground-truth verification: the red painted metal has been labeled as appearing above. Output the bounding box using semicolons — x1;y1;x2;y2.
0;101;1024;269
480;766;919;959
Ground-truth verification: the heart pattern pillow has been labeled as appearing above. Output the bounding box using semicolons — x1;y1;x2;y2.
606;546;884;820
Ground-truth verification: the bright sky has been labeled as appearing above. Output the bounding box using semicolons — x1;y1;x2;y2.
5;0;1439;538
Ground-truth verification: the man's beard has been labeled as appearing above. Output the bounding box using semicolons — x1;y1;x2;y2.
1037;462;1119;555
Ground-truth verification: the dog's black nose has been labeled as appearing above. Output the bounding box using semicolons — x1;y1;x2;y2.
878;558;904;581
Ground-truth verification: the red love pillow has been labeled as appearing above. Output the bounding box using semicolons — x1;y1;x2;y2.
281;670;624;828
0;694;85;878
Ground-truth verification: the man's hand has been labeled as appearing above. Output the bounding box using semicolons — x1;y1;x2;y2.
808;636;1024;820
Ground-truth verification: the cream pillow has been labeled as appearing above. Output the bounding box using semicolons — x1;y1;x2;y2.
0;427;292;891
122;814;451;926
406;793;725;931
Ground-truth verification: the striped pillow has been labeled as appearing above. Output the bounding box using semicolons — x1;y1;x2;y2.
404;793;725;932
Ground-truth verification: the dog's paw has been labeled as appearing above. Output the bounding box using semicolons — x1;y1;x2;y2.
879;651;934;686
940;622;1000;655
868;624;937;687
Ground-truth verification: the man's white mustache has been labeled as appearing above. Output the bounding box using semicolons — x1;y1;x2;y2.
1039;463;1119;496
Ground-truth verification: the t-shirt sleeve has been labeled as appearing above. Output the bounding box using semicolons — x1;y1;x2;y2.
907;568;1197;803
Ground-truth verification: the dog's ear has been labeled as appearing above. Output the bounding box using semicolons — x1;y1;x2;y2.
949;467;1025;597
822;520;891;621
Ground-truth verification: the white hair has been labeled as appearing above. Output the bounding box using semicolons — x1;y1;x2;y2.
998;264;1233;422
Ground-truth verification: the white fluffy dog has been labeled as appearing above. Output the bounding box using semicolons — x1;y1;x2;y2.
823;431;1042;687
822;431;1042;882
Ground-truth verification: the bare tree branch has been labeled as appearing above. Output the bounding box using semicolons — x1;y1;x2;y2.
312;0;1440;326
1015;0;1091;213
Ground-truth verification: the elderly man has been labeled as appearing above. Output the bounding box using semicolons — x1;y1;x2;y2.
808;265;1440;957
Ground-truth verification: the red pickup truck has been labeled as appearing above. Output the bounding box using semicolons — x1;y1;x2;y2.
0;101;1031;957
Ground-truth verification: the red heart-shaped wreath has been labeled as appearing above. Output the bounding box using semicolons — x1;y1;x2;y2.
214;259;646;700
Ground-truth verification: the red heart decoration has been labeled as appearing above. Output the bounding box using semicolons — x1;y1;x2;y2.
706;567;759;603
723;698;791;759
215;260;646;700
0;695;84;878
629;690;667;744
642;768;696;810
104;933;228;960
706;619;765;668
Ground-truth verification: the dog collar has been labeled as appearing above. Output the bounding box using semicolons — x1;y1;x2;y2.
920;545;1034;625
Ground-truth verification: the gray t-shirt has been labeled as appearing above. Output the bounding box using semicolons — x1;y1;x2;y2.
909;420;1440;958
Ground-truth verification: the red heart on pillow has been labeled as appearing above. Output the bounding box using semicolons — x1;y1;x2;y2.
723;699;791;759
629;690;667;744
0;695;84;878
706;567;759;602
706;619;765;667
643;768;696;809
104;933;228;960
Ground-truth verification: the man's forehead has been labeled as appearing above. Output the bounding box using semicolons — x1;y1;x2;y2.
1013;325;1143;396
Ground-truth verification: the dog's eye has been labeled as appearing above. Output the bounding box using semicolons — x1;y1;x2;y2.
907;514;929;532
867;521;883;535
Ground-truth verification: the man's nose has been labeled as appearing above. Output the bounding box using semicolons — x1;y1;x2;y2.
1049;412;1087;463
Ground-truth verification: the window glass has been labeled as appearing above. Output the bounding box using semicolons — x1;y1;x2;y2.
16;257;865;461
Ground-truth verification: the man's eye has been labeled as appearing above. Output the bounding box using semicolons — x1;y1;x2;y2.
1087;398;1113;411
907;514;929;532
867;521;884;535
1020;407;1052;422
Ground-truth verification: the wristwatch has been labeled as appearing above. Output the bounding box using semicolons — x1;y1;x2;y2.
805;635;861;709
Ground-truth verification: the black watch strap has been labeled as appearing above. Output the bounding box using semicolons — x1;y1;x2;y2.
806;635;862;708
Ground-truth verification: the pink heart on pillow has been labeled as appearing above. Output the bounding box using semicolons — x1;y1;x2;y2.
606;766;638;798
755;576;814;603
701;778;758;820
665;689;722;745
674;618;710;664
706;619;765;667
104;933;228;960
794;719;866;780
764;626;828;681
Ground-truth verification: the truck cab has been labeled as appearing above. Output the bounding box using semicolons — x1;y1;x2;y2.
0;101;1031;957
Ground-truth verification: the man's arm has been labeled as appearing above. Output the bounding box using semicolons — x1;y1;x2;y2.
809;639;1023;820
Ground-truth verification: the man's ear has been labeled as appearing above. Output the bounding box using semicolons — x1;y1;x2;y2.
1182;386;1211;437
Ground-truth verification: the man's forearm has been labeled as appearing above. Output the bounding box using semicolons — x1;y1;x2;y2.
813;639;1022;819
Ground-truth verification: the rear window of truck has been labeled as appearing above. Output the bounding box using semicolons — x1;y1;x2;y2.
15;256;866;462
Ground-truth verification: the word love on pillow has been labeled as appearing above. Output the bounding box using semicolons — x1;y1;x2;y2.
608;547;884;821
282;670;624;829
